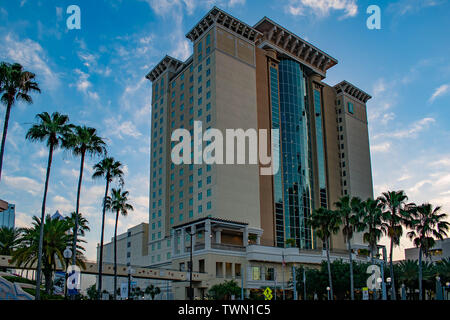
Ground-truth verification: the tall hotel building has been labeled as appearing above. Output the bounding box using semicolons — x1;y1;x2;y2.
102;7;374;299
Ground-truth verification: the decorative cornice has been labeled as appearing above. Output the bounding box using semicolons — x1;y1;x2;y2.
145;55;185;82
185;6;263;43
253;17;338;76
334;80;372;104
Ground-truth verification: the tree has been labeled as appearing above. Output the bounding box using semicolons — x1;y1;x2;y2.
405;203;449;300
308;207;341;300
335;196;363;300
378;190;409;300
0;227;22;256
360;198;386;263
92;157;124;298
25;111;72;300
105;188;134;300
12;215;86;294
0;62;40;182
65;212;90;238
86;284;99;300
145;284;161;300
209;280;241;300
435;258;450;284
64;125;106;267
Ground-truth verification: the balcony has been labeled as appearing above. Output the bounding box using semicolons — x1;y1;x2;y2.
211;243;245;252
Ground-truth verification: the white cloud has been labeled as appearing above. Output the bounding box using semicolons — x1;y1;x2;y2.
374;117;435;139
3;175;42;196
73;69;100;100
429;84;450;103
371;142;391;153
0;33;60;90
285;0;358;18
389;0;446;16
104;117;143;139
142;0;196;15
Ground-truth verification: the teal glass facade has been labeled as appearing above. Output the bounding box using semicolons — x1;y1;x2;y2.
0;204;15;229
314;89;328;208
269;66;284;247
276;59;314;249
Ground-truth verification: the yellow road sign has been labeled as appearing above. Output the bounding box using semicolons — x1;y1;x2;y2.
263;287;273;300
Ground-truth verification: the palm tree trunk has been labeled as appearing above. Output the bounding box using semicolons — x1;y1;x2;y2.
97;177;110;298
0;101;12;182
348;238;354;300
72;151;85;267
389;238;396;300
325;237;333;300
418;246;423;300
114;209;119;300
35;143;54;300
370;243;375;265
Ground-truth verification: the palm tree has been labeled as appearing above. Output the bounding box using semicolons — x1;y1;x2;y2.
0;227;22;256
378;190;409;300
397;260;418;298
145;284;161;300
308;207;341;300
92;157;124;297
64;125;106;267
25;111;72;300
360;198;387;263
0;62;40;182
405;203;449;300
105;188;134;300
12;215;86;294
65;211;91;238
335;196;363;300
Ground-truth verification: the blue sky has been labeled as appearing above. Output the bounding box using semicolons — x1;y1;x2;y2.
0;0;449;261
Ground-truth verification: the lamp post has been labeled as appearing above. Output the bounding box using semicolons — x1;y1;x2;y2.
444;282;450;300
185;229;195;301
401;283;406;300
386;277;392;300
435;276;443;300
127;267;135;300
326;286;331;301
63;246;72;300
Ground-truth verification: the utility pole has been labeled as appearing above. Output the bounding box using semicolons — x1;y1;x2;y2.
282;251;285;300
303;268;307;300
241;265;244;300
292;266;297;300
189;230;193;300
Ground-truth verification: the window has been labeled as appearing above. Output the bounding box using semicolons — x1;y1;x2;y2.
348;102;354;114
265;267;274;280
252;267;261;280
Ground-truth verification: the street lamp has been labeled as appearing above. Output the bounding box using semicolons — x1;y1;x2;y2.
186;229;195;301
326;287;331;301
444;282;450;300
386;277;392;300
63;247;72;299
127;267;135;300
435;276;443;300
